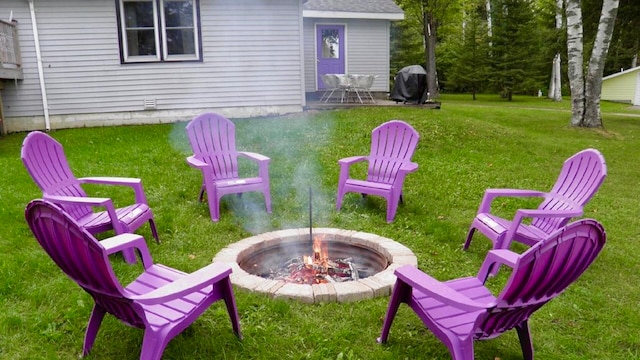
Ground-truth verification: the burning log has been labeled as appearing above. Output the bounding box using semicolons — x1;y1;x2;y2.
266;255;365;285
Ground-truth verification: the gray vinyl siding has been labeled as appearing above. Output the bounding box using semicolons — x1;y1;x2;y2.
0;0;304;129
303;18;391;93
303;19;318;92
345;19;390;93
0;0;43;117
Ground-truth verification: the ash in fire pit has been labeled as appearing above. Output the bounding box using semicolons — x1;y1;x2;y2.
272;256;361;284
242;234;387;285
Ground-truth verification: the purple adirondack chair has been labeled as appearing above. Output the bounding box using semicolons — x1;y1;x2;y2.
336;120;420;223
25;199;242;360
464;148;606;251
186;113;272;222
21;131;159;264
379;218;606;360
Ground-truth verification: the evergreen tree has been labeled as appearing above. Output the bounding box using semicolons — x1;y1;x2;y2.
489;0;544;100
442;1;492;98
390;17;425;89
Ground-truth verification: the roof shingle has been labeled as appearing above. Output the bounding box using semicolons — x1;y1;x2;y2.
303;0;403;14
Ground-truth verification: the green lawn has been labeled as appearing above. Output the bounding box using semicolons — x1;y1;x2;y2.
1;96;639;359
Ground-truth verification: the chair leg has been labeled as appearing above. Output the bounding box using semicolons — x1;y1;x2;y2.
263;187;272;214
149;219;160;243
198;184;206;203
449;338;476;360
377;280;410;344
208;197;220;222
221;277;243;339
516;321;534;360
122;248;138;264
336;187;346;211
203;184;220;222
463;227;476;250
83;305;106;357
386;193;402;223
140;330;167;360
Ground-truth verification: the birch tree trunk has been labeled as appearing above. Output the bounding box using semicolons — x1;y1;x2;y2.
566;0;619;127
424;13;440;99
486;0;492;41
548;0;563;101
565;0;584;126
583;0;619;126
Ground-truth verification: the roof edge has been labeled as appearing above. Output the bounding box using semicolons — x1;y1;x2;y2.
603;66;640;81
303;10;404;21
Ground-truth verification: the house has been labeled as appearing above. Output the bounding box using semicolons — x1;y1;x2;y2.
601;66;640;106
0;0;402;133
302;0;403;97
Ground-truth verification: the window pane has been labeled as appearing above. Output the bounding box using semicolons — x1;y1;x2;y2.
122;0;157;59
124;1;155;28
164;1;193;28
126;29;157;56
322;29;339;59
166;29;195;55
163;0;196;58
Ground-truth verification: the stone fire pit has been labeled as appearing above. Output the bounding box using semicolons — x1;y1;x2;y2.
212;228;417;303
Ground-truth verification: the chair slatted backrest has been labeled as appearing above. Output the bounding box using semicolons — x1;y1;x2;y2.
25;200;146;328
475;219;605;339
186;113;240;180
21;132;93;221
367;120;420;184
532;149;607;234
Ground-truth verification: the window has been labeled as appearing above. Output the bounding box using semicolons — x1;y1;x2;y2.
117;0;201;63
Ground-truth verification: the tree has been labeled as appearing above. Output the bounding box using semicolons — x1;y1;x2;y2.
603;0;640;74
489;0;544;100
548;0;563;101
396;0;460;99
390;12;426;84
442;0;491;98
566;0;619;127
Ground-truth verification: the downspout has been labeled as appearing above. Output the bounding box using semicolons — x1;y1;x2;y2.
28;0;50;131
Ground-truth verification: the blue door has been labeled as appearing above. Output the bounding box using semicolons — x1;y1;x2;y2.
316;25;345;89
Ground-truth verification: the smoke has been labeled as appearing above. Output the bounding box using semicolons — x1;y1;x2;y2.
169;112;336;234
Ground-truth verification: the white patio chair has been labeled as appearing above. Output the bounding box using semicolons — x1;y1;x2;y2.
348;74;377;103
319;74;341;103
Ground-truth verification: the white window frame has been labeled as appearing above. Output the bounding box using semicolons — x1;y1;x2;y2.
119;0;200;63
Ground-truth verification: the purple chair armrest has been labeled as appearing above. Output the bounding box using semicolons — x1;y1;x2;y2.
79;176;148;204
239;151;270;163
44;193;112;207
100;233;154;268
477;189;547;213
515;208;583;219
498;208;585;249
394;265;491;311
79;176;142;186
399;162;419;173
43;194;122;233
338;156;368;186
186;155;209;169
477;249;520;280
338;155;367;166
130;263;232;304
239;152;270;179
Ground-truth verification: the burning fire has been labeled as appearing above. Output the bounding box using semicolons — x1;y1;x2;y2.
303;235;328;267
268;235;359;285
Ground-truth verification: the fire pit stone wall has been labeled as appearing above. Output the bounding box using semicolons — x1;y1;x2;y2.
212;228;417;304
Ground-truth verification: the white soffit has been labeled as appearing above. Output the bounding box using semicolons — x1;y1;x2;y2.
303;10;404;21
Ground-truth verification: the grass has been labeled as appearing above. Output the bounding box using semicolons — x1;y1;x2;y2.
1;96;639;359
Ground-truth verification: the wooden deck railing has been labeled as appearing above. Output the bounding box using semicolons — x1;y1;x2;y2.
0;19;23;80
